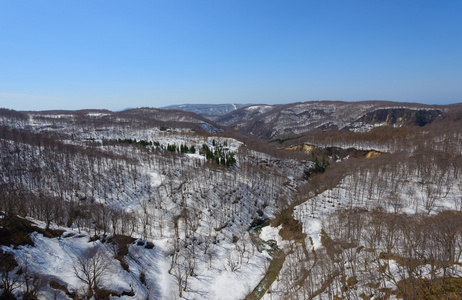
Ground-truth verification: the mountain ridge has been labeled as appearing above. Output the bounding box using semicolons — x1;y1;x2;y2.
161;103;250;118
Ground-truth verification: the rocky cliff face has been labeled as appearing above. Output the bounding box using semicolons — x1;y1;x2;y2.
351;108;441;127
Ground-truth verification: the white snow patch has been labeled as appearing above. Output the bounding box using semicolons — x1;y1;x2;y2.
259;225;289;250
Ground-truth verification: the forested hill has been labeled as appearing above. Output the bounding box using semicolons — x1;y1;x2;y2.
215;100;447;139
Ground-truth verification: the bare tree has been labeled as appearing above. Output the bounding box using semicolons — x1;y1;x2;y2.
73;247;111;298
172;248;194;298
0;252;19;299
226;252;240;272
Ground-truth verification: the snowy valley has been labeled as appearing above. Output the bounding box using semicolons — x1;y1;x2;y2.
1;101;462;299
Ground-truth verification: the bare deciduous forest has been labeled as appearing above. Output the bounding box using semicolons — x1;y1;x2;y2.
1;102;462;299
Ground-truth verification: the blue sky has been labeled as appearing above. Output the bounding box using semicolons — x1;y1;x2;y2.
1;0;461;111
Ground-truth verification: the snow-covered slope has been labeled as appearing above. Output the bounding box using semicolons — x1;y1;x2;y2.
0;108;311;299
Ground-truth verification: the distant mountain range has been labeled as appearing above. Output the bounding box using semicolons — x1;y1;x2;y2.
161;103;250;117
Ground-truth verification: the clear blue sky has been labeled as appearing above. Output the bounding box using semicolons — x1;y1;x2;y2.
1;0;461;111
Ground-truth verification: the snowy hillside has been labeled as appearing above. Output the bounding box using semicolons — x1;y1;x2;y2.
0;108;310;299
215;100;445;139
1;101;462;299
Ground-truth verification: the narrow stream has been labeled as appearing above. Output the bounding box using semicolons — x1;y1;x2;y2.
245;221;287;300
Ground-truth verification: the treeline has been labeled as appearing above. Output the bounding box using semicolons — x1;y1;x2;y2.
116;138;237;167
117;138;154;148
199;143;236;167
0;108;29;123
